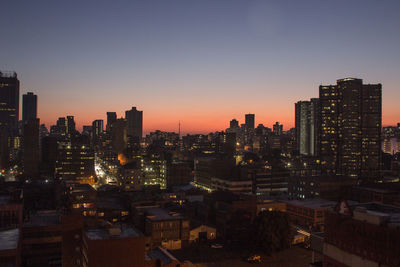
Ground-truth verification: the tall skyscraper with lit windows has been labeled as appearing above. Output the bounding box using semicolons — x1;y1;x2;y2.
0;71;19;134
319;78;381;180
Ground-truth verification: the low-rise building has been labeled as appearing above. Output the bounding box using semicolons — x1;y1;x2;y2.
284;199;336;232
83;225;146;267
144;208;189;250
324;201;400;267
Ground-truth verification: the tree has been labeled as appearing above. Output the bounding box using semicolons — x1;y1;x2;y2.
253;210;292;254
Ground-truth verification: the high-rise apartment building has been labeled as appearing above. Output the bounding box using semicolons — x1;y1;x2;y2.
22;92;37;122
295;98;319;156
0;72;19;134
106;112;117;132
125;107;142;139
319;78;382;180
245;114;255;130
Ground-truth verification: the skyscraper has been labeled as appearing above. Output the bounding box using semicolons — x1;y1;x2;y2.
22;92;37;122
295;98;319;156
0;72;19;134
106;112;117;132
23;119;40;177
125;107;143;139
67;116;76;135
245;114;255;130
92;120;103;143
319;78;382;180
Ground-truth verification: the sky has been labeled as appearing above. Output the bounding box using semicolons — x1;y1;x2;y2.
1;0;400;134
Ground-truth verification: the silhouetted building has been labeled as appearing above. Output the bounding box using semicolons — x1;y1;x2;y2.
0;130;9;170
125;107;143;139
23;119;40;177
66;116;76;136
319;78;382;180
92;119;103;144
22;92;37;122
0;72;19;135
245;114;255;130
273;122;283;136
230;119;239;129
41;136;58;176
106;112;117;132
111;118;127;155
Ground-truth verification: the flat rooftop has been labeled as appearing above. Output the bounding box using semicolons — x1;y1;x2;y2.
145;208;183;221
352;202;400;226
285;199;337;209
147;247;179;265
85;225;142;240
0;228;19;251
23;210;60;227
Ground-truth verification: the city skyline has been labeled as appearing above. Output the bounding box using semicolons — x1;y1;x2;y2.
2;1;400;133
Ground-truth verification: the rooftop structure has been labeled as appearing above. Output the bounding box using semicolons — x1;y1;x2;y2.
85;225;142;240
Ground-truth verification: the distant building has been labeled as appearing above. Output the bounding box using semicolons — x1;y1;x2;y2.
229;118;239;128
295;98;319;156
0;71;19;134
66;116;76;136
111;118;127;155
91;119;103;144
245;114;255;130
22;92;37;122
55;135;95;184
273;122;283;136
125;107;143;139
106;111;117;132
23;119;40;177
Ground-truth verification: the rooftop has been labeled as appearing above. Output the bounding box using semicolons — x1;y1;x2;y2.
23;210;60;227
85;225;142;240
351;202;400;227
0;228;19;251
147;247;179;265
145;208;183;221
285;199;337;209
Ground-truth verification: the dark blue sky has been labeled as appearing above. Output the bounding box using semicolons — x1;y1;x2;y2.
1;0;400;132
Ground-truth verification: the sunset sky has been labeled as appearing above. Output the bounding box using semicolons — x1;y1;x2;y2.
1;0;400;134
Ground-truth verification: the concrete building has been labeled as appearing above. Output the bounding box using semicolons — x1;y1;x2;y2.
23;119;40;177
295;98;319;156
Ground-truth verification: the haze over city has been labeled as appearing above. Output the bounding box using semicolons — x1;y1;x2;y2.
1;0;400;133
